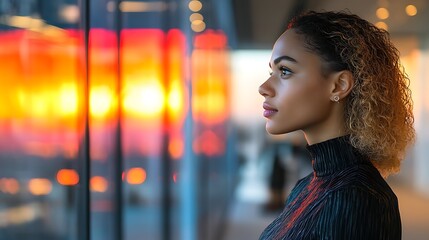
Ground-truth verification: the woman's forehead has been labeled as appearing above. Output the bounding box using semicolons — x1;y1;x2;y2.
270;30;318;65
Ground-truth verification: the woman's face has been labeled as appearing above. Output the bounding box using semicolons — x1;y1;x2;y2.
259;29;334;135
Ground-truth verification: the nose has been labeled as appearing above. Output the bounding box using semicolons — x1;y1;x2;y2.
258;79;272;97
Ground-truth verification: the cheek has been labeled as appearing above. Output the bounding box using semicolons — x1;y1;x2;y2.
279;79;329;120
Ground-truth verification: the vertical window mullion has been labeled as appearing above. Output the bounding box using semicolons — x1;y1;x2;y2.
114;0;124;239
78;0;91;239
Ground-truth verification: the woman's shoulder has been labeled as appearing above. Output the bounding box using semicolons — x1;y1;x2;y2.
328;162;398;202
284;173;313;204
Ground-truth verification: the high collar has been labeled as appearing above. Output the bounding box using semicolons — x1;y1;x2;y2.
306;135;370;177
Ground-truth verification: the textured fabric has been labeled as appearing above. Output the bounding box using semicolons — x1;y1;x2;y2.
259;135;401;240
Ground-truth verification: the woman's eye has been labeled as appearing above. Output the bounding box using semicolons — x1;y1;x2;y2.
279;67;292;77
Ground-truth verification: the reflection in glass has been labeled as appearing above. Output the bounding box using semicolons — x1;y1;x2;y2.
0;1;83;239
0;0;235;239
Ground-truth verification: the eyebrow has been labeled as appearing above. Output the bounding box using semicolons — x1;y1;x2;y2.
269;55;298;67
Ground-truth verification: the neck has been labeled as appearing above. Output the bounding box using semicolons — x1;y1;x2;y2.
306;135;370;177
304;131;347;145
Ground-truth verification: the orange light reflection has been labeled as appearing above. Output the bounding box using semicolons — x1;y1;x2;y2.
191;30;229;156
90;86;115;118
0;28;190;158
192;30;229;125
57;169;79;186
122;81;165;118
126;167;147;185
90;176;108;192
28;178;52;196
169;134;184;160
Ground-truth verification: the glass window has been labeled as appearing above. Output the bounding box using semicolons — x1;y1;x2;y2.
0;1;235;239
0;0;83;239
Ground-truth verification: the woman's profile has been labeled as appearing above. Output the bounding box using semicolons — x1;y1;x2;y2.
258;11;415;239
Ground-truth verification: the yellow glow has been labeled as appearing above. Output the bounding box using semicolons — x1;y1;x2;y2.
190;13;203;22
28;178;52;196
191;20;206;33
17;90;26;109
376;7;389;20
5;15;65;37
375;21;388;30
90;86;114;118
188;1;202;12
126;168;147;185
193;93;226;121
405;5;417;16
0;203;43;227
59;83;78;116
31;94;50;117
123;82;165;117
168;81;184;115
119;1;168;12
8;16;44;29
90;176;108;192
192;20;204;25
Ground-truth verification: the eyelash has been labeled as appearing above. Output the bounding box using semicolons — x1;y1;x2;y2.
279;66;293;77
269;66;293;77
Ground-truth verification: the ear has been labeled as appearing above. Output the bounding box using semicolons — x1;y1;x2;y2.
329;70;354;102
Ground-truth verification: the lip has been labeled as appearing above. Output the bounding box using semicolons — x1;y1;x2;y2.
263;103;278;118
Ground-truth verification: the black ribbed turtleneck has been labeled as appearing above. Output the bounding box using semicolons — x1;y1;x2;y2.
259;135;401;240
306;135;370;177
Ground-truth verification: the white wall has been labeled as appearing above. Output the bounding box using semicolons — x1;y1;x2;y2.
413;37;429;196
230;50;271;124
230;50;272;202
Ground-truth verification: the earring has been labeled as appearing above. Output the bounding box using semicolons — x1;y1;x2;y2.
332;96;340;102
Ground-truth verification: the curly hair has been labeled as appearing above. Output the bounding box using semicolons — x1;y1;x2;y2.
288;11;415;176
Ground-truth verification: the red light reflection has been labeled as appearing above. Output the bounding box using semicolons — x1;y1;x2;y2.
193;130;224;156
0;178;20;194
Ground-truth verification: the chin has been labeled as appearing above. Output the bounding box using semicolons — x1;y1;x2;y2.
265;121;302;135
266;124;292;135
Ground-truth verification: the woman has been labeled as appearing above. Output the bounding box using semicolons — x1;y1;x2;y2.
258;11;415;240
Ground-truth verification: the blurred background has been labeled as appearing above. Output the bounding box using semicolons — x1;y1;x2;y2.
0;0;428;240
